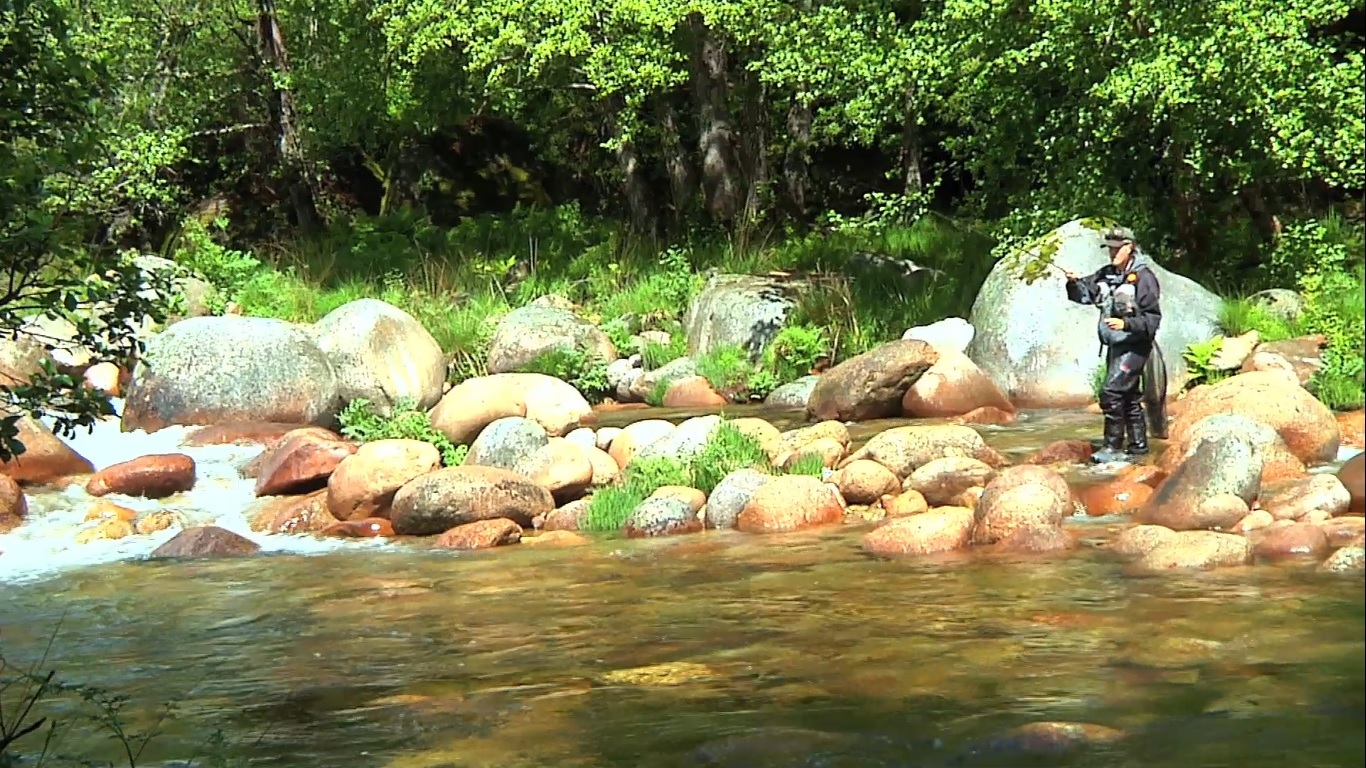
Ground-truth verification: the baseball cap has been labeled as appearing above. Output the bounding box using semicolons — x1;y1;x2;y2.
1100;226;1136;249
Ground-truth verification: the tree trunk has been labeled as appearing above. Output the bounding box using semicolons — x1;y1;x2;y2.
604;96;658;237
900;87;925;198
783;98;812;218
1168;140;1205;258
657;98;697;233
740;76;770;233
687;14;744;222
256;0;320;233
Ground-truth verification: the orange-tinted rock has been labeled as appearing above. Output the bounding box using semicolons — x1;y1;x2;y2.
253;429;357;497
1132;530;1253;571
83;362;122;397
1115;463;1166;488
1253;521;1331;560
522;530;591;547
1024;440;1094;466
971;465;1071;545
433;518;523;550
1257;474;1352;521
249;489;336;535
321;518;395;538
955;406;1018;426
1334;410;1364;449
540;499;589;531
1252;335;1326;385
901;348;1014;419
1165;371;1340;465
990;524;1077;554
834;460;901;505
0;475;26;533
86;454;196;498
662;375;729;407
135;510;184;535
1111;524;1177;558
607;419;676;469
326;439;441;521
75;517;136;544
905;456;997;507
649;485;707;513
150;526;260;558
862;507;975;557
1320;516;1366;547
979;722;1126;757
0;415;94;485
807;339;939;422
880;490;928;517
737;475;845;534
1232;509;1274;533
1076;480;1152;516
389;465;554;535
83;500;137;522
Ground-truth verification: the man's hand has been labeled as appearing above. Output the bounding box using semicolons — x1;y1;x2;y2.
1104;318;1125;330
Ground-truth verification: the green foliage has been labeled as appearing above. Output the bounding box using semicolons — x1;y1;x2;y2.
1300;266;1365;410
688;422;772;495
641;337;687;371
782;452;828;479
1091;363;1108;401
336;397;467;467
517;348;611;403
0;0;173;462
581;456;692;533
167;218;264;313
694;345;754;398
1181;337;1231;388
1218;298;1301;343
762;325;830;383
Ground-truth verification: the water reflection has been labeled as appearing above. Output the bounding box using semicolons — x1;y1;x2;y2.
1;530;1361;767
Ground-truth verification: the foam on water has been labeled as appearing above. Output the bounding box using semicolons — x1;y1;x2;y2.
0;400;393;585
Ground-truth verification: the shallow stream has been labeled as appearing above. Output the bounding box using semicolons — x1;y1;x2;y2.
0;404;1361;767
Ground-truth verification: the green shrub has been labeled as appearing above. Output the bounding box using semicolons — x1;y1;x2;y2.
1218;297;1301;343
782;452;827;479
1181;337;1230;388
694;344;754;398
1300;266;1365;410
336;397;467;466
166;216;263;313
688;422;773;494
762;324;830;383
641;334;687;371
517;347;612;403
581;455;692;532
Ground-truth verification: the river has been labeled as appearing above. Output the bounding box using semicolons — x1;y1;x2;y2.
0;404;1361;767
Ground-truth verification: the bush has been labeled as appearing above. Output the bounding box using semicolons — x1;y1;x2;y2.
688;422;772;494
581;456;692;532
336;397;467;466
517;348;611;403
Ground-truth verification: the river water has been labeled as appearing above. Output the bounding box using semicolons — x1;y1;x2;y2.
0;404;1361;767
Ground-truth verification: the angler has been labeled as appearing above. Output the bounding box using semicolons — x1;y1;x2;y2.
1064;226;1169;463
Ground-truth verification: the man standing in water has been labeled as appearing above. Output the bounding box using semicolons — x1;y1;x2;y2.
1064;226;1164;463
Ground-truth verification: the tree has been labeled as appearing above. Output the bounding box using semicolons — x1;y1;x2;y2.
1;0;170;462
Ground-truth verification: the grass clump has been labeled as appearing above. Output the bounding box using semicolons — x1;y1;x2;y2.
582;418;828;533
782;452;828;478
580;456;692;532
1218;297;1302;343
517;348;612;403
336;397;468;467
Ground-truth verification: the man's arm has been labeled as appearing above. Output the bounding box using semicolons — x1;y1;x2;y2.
1120;269;1162;341
1065;268;1106;305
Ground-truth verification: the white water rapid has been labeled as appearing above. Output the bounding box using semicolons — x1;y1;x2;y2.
0;400;392;585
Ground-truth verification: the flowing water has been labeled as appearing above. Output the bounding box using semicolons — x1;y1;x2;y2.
0;404;1362;768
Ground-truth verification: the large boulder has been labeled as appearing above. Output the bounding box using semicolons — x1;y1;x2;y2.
486;304;616;374
806;339;939;422
310;298;447;414
428;373;593;444
121;316;341;433
683;273;803;361
965;219;1221;407
1166;371;1340;465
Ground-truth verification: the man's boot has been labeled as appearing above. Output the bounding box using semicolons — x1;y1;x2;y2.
1091;417;1128;464
1125;410;1149;456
